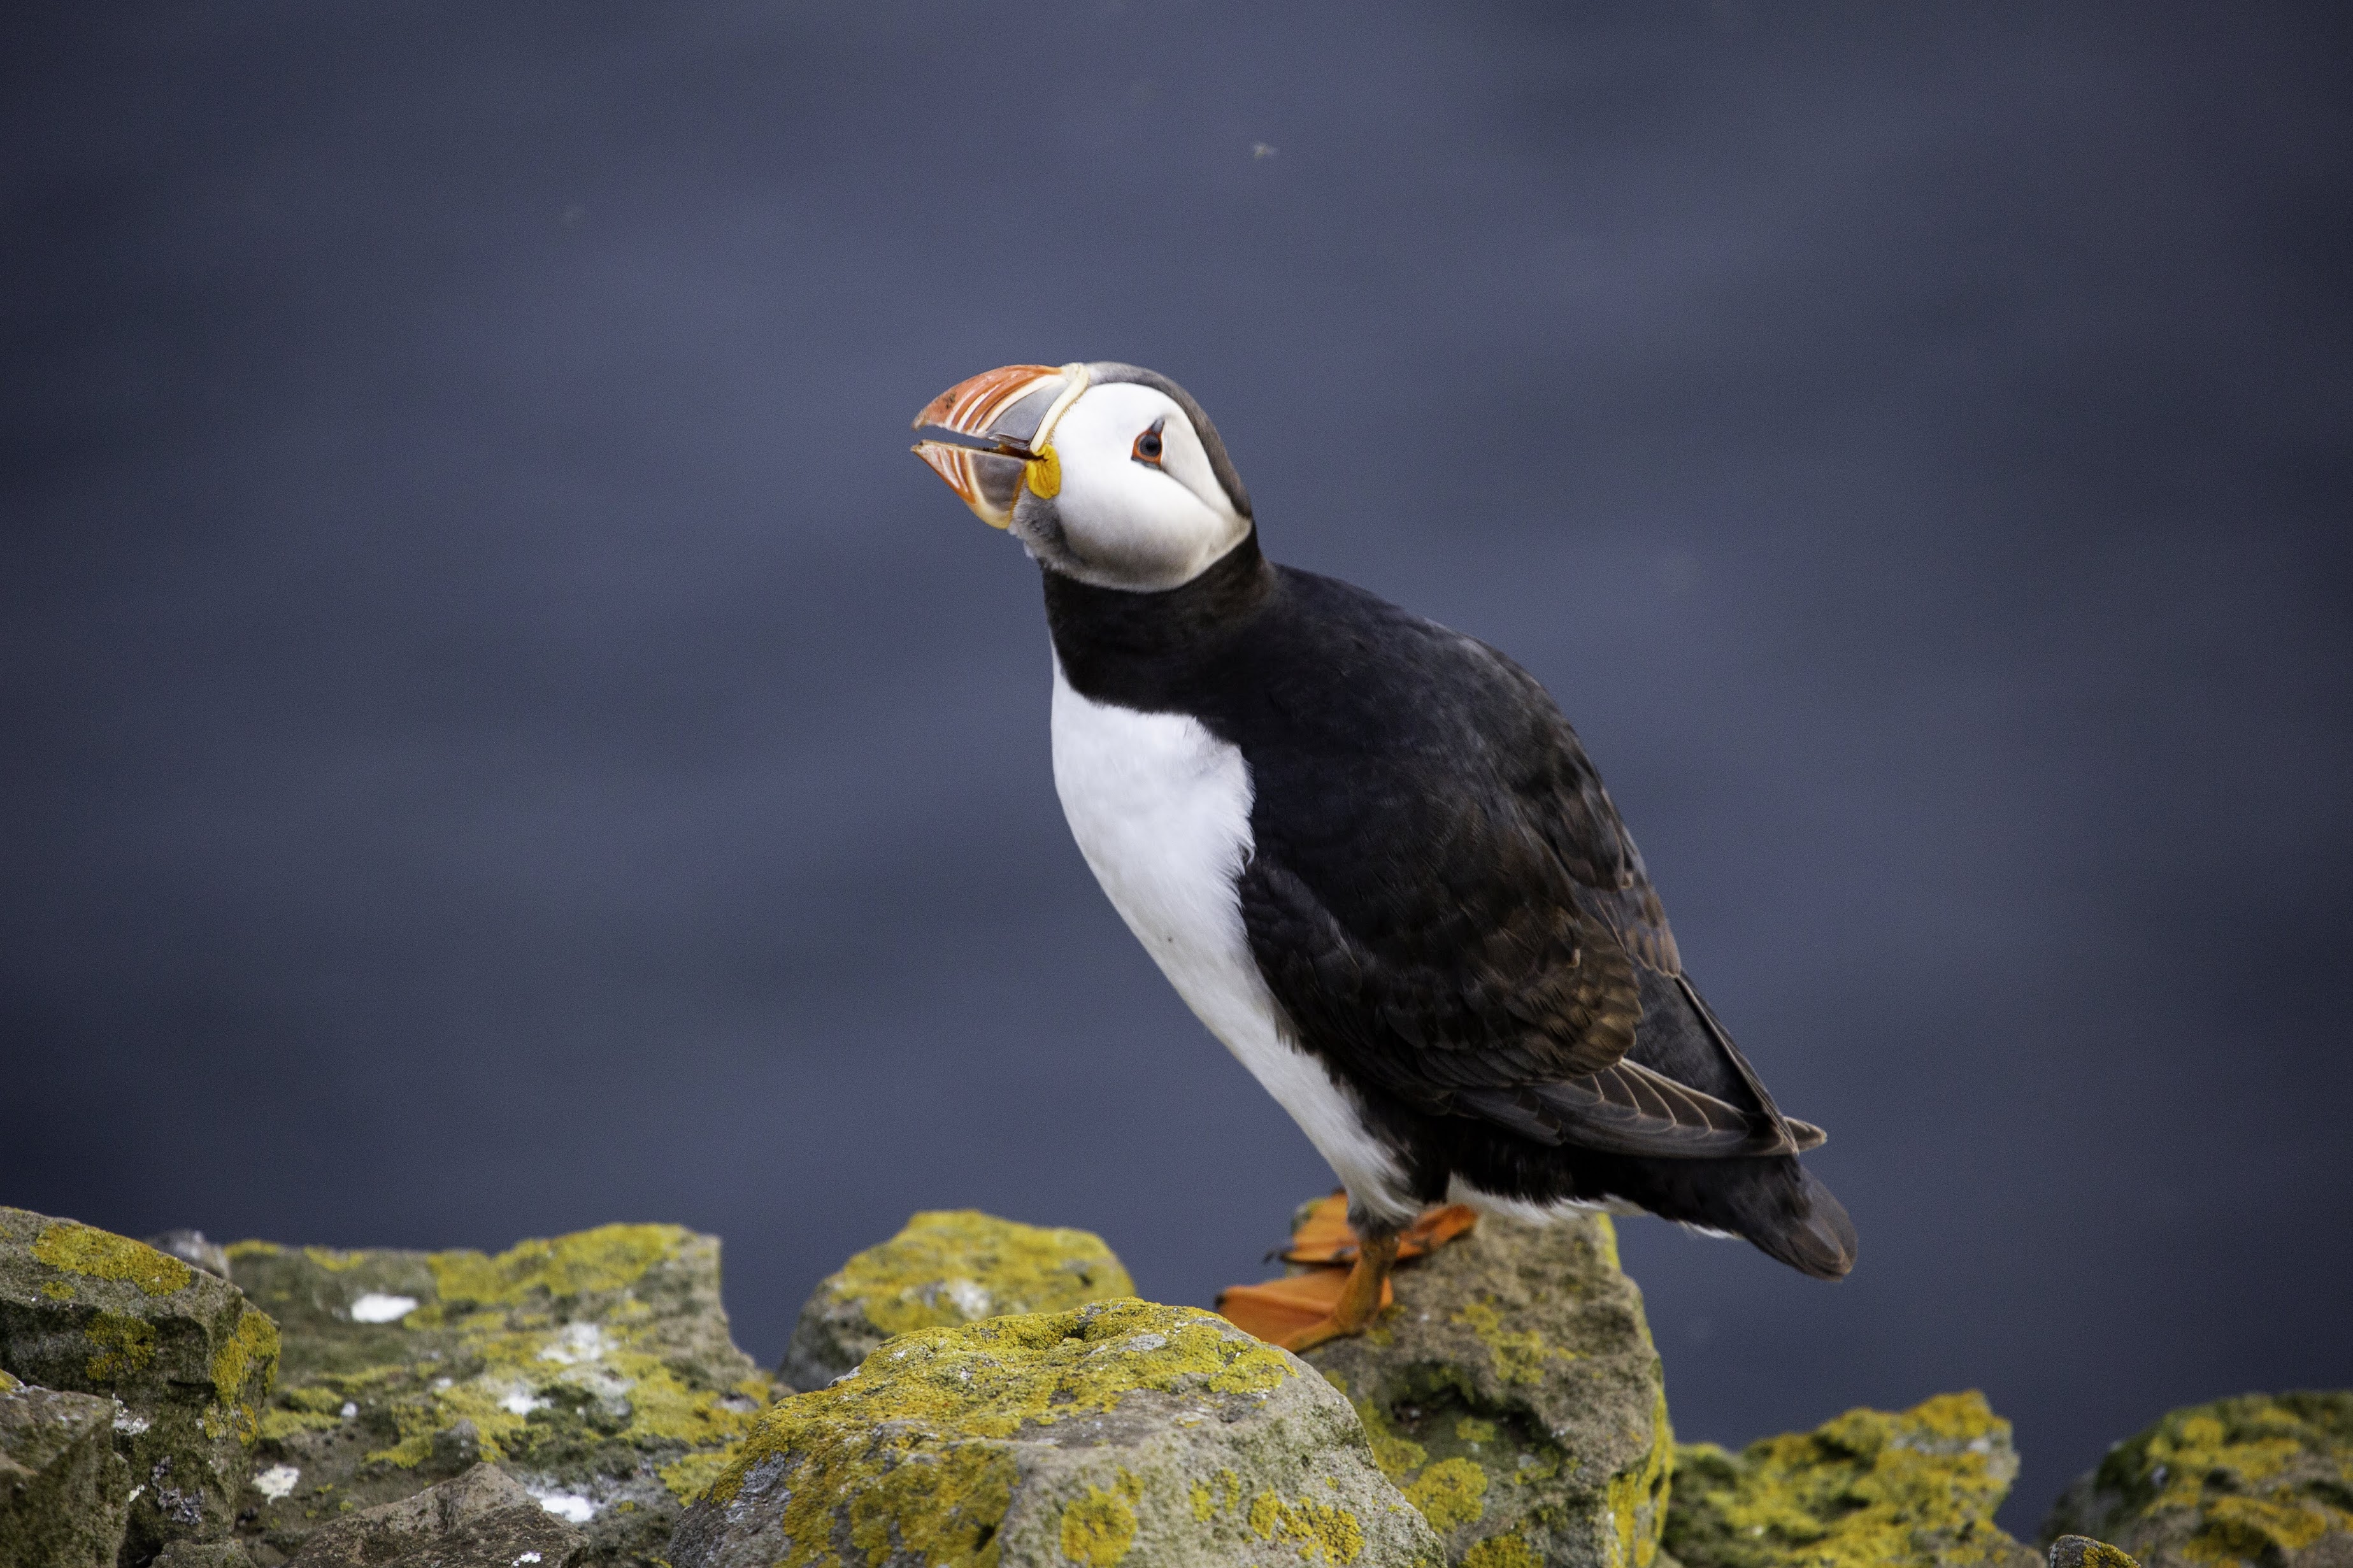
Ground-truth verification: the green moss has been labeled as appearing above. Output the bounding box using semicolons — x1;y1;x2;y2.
1663;1391;2029;1568
1248;1488;1366;1564
0;1369;18;1392
83;1311;157;1379
1060;1478;1140;1566
1405;1457;1488;1532
830;1211;1134;1339
1450;1299;1561;1386
1462;1529;1540;1568
32;1222;192;1297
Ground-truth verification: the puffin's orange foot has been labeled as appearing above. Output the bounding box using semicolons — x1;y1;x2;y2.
1217;1199;1475;1350
1282;1194;1477;1267
1215;1266;1393;1349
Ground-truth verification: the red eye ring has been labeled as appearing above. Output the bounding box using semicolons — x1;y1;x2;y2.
1132;421;1166;465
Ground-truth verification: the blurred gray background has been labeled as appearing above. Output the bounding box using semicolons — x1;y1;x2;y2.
4;0;2348;1532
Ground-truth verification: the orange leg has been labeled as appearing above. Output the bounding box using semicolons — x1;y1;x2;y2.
1278;1230;1399;1351
1216;1197;1476;1350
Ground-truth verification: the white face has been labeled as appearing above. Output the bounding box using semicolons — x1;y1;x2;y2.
1012;381;1252;592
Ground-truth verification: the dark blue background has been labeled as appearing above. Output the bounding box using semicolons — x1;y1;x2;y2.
6;0;2348;1533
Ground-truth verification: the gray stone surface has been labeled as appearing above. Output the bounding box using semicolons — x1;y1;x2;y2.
147;1233;234;1283
0;1207;278;1563
0;1373;134;1568
675;1298;1443;1568
227;1223;773;1568
283;1462;585;1568
2040;1391;2352;1568
1296;1209;1673;1567
778;1209;1133;1393
2047;1537;2142;1568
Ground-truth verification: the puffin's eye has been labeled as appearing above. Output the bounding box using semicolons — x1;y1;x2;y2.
1132;420;1166;465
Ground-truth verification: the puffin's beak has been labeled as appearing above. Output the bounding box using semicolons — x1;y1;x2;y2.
910;362;1089;529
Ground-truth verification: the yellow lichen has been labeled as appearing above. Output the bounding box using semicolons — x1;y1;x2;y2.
2189;1495;2333;1562
1590;1215;1621;1275
0;1369;20;1392
2065;1543;2140;1568
698;1302;1291;1567
425;1223;681;1306
262;1225;776;1495
1456;1418;1498;1446
84;1312;157;1379
1450;1299;1561;1386
829;1211;1134;1339
2096;1393;2353;1567
1462;1529;1540;1568
33;1222;192;1297
1354;1399;1429;1483
1248;1488;1365;1565
1661;1391;2028;1568
1060;1481;1140;1566
302;1246;373;1273
1405;1457;1488;1532
210;1307;281;1444
1191;1469;1241;1522
1605;1382;1673;1567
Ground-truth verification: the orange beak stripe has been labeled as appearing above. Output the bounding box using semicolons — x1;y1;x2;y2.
911;364;1065;439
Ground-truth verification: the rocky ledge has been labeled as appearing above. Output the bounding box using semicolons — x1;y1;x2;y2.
1;1198;2335;1568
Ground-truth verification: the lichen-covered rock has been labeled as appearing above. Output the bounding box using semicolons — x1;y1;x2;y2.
673;1298;1445;1568
226;1223;774;1567
282;1462;585;1567
1294;1208;1673;1567
778;1211;1133;1393
1;1374;134;1567
0;1207;280;1563
2047;1537;2142;1568
2040;1391;2353;1568
1661;1391;2038;1568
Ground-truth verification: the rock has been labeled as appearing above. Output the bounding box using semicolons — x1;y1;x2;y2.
673;1297;1444;1568
1662;1390;2038;1567
148;1233;235;1283
1;1374;134;1567
154;1543;256;1567
2040;1390;2353;1568
0;1206;280;1563
778;1210;1133;1393
1294;1207;1673;1567
282;1462;585;1567
2046;1538;2142;1568
227;1223;774;1567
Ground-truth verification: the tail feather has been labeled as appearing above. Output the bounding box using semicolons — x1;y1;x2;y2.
1741;1164;1857;1279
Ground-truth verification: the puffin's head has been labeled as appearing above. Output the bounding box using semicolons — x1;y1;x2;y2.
911;361;1253;592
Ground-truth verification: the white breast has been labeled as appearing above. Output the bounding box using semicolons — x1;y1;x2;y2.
1049;659;1414;1223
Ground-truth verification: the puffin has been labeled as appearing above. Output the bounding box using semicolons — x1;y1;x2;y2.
911;361;1856;1348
